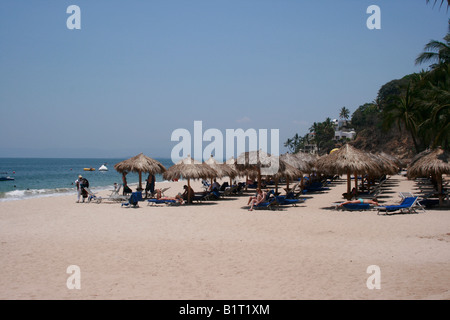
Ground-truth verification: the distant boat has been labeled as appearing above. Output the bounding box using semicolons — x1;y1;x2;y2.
98;164;108;171
83;168;95;171
0;172;14;181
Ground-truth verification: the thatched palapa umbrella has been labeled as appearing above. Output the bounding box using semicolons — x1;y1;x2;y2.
281;152;312;173
226;156;253;190
407;147;450;206
280;152;313;191
378;152;405;169
236;149;285;189
204;155;237;186
315;144;382;196
114;153;167;191
272;162;303;194
370;153;399;176
163;155;218;203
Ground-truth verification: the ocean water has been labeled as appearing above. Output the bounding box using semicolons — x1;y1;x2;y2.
0;158;174;202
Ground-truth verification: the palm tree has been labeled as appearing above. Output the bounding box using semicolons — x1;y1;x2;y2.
284;138;294;153
284;133;303;153
339;106;350;120
426;0;450;9
309;118;336;154
415;21;450;69
418;65;450;149
383;82;422;152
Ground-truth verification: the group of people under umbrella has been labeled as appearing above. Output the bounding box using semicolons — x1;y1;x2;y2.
113;144;449;207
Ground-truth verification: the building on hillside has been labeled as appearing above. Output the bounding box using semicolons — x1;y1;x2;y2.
332;118;356;141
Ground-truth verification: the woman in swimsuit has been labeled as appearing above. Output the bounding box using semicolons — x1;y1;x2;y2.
339;198;379;207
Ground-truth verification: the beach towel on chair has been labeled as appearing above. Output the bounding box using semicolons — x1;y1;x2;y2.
127;191;143;207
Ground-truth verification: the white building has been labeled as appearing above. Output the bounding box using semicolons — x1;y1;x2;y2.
333;118;356;140
334;129;356;140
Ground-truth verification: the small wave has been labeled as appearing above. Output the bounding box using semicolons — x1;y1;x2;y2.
0;187;77;202
0;184;120;202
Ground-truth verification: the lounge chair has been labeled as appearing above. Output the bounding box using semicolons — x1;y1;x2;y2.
303;181;330;193
246;182;258;189
338;203;373;211
253;197;279;210
110;184;122;196
375;196;425;215
283;182;301;194
266;190;303;206
121;191;143;208
224;183;244;196
147;198;183;206
86;186;130;203
399;192;414;199
201;180;210;191
85;187;102;204
284;189;306;199
147;187;171;198
104;185;130;202
276;196;303;206
192;190;221;202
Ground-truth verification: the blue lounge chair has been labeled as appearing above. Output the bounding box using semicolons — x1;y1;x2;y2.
267;190;304;206
191;190;221;202
276;197;303;206
246;183;258;189
223;184;242;196
376;196;425;214
147;198;181;206
121;191;143;208
253;197;279;210
340;203;373;211
201;180;210;191
192;193;208;202
303;181;330;193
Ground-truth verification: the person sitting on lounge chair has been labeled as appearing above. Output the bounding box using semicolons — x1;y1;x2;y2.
339;198;379;207
209;179;221;191
248;188;267;211
181;185;195;203
155;189;185;204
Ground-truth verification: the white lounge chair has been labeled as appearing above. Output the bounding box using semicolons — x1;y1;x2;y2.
85;187;102;204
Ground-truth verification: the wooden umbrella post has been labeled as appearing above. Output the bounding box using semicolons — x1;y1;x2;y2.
138;172;143;191
437;174;443;207
275;177;279;194
188;179;192;204
347;169;351;195
257;167;262;190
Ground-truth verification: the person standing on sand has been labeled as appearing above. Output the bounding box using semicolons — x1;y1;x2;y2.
145;174;155;198
79;176;89;202
75;175;82;203
122;173;132;195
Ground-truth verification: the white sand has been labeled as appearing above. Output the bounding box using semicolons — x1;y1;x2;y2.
0;175;449;300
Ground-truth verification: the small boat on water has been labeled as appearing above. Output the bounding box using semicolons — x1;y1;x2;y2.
83;168;95;171
0;172;14;181
98;163;108;171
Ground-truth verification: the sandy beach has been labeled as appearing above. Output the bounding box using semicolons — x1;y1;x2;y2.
0;175;449;300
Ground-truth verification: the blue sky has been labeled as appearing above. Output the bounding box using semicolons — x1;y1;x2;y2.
0;0;448;159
